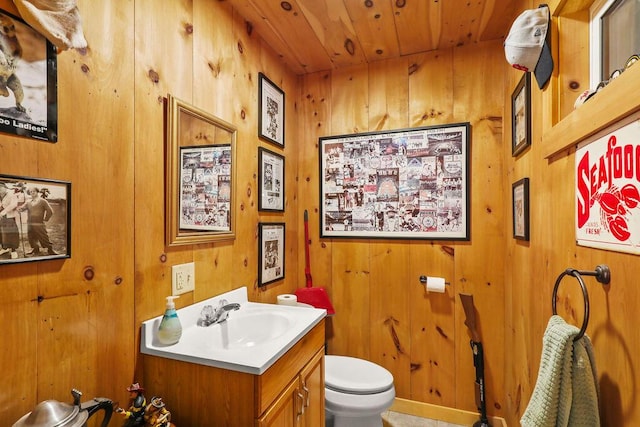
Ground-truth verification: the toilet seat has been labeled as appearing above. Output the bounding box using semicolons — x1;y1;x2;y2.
325;355;394;395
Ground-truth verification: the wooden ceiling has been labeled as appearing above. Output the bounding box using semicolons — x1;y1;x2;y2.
224;0;520;74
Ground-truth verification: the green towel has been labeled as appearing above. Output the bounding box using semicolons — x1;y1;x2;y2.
521;315;600;427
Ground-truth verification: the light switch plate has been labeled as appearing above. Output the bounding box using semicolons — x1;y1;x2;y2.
172;262;195;295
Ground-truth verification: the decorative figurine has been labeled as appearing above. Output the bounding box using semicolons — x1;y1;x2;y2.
144;396;172;427
115;383;146;426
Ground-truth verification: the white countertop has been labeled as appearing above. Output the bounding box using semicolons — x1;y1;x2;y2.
140;287;326;374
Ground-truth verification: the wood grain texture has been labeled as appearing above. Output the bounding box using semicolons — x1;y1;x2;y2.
2;0;640;425
223;0;518;73
143;322;324;426
298;40;507;416
0;0;135;421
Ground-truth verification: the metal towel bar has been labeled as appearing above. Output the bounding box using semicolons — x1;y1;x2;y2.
551;264;610;341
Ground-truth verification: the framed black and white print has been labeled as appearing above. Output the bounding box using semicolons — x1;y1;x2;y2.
258;222;285;286
0;174;70;265
258;147;285;212
319;122;471;240
258;72;285;147
512;177;530;241
511;73;531;156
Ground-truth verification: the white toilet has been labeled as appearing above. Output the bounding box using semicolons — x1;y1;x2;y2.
324;355;396;427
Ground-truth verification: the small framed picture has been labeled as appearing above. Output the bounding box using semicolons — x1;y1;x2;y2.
258;147;285;212
258;72;285;147
0;174;71;264
258;222;285;286
512;178;530;241
511;73;531;157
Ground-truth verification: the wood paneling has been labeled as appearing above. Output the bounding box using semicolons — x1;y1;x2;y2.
0;0;135;421
3;0;640;426
223;0;519;73
298;40;507;416
406;49;456;407
503;1;640;425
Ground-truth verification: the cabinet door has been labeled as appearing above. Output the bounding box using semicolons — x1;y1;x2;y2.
299;349;325;427
257;377;300;427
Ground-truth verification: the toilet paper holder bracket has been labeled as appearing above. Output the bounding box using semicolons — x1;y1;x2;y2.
418;275;450;286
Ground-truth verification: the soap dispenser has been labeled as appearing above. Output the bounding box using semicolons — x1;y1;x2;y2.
157;295;182;345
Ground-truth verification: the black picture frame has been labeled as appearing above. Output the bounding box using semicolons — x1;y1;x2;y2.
511;73;531;156
258;72;285;147
512;177;530;241
0;9;58;142
258;147;285;212
0;174;70;264
258;222;285;286
319;122;471;240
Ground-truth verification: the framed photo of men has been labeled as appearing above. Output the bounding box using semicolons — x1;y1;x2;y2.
0;174;70;265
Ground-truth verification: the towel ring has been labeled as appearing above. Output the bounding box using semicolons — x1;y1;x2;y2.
551;264;610;341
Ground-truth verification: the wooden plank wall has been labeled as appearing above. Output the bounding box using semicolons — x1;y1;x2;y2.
504;1;640;426
0;0;137;422
0;0;302;423
2;0;639;425
298;42;507;414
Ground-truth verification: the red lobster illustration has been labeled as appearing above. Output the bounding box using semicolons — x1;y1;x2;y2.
595;184;640;241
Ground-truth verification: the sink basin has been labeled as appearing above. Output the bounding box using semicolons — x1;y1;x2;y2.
140;287;326;374
187;308;293;350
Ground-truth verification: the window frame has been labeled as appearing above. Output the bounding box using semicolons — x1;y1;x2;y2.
589;0;638;88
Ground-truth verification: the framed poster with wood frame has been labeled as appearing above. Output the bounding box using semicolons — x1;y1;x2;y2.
165;94;237;246
512;177;530;241
511;73;531;156
319;122;471;240
258;147;285;212
258;72;285;147
258;222;285;286
0;174;70;264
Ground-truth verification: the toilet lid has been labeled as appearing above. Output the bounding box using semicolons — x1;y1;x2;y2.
325;355;394;394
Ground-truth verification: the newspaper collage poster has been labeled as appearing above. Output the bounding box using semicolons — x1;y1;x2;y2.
320;123;470;240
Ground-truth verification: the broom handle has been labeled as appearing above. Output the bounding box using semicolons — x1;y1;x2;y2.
304;210;313;288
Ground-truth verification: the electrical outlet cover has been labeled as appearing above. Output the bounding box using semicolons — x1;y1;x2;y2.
172;262;195;295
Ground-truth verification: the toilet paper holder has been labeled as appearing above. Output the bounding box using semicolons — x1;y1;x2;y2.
418;275;450;286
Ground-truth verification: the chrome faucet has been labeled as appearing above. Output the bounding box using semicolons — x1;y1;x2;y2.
198;299;240;326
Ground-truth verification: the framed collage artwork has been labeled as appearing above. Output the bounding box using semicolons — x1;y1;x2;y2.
319;122;471;240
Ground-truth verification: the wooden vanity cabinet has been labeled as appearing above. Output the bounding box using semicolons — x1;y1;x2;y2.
258;348;324;427
142;320;325;426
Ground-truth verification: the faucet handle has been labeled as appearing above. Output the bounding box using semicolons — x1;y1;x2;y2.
199;305;215;326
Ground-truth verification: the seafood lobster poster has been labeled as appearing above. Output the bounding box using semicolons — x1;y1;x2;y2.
576;119;640;254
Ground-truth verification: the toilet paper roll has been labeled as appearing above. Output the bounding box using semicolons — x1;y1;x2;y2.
425;276;446;293
277;294;298;306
